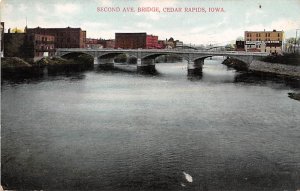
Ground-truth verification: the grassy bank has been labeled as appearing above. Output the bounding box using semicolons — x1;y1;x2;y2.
261;53;300;66
1;55;94;79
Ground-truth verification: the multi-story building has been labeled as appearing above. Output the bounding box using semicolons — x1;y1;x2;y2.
157;40;166;49
86;38;104;49
244;30;284;54
146;35;158;49
26;27;86;48
104;39;115;48
115;33;147;49
4;32;55;61
175;40;183;48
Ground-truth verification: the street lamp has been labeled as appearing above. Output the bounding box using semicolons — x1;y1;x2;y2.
295;29;300;53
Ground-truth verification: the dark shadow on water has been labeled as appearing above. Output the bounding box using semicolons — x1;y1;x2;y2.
95;64;162;78
187;72;203;81
234;72;300;89
1;71;87;87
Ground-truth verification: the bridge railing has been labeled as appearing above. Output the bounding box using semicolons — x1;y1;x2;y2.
56;48;269;56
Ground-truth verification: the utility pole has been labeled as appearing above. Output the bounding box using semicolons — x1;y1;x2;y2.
295;29;300;53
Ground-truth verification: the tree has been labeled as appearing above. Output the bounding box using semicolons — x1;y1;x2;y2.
286;37;300;44
11;27;24;33
236;36;244;41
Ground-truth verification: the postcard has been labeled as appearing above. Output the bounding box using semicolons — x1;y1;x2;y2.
1;0;300;190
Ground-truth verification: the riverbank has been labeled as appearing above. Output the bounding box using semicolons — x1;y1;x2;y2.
249;60;300;78
1;55;93;79
261;53;300;66
222;57;300;79
222;58;249;71
288;92;300;101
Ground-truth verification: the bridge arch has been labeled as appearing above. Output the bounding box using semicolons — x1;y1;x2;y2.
192;55;249;66
192;55;213;62
98;52;137;59
60;51;95;58
142;53;189;61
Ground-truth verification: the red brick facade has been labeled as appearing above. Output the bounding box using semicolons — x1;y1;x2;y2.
115;33;147;49
26;27;86;48
146;35;158;49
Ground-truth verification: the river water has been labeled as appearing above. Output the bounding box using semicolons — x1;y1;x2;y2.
1;58;300;191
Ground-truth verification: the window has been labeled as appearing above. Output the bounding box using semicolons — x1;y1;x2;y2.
277;33;280;37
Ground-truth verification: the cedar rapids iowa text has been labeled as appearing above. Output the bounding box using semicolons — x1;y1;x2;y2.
97;7;225;13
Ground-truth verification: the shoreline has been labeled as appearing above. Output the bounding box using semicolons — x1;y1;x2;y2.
222;57;300;80
1;56;94;78
249;60;300;79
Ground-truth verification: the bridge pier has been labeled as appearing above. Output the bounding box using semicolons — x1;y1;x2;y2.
187;59;203;75
93;57;99;65
98;58;114;69
137;58;156;73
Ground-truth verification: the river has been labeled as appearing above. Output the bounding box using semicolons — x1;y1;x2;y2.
1;58;300;190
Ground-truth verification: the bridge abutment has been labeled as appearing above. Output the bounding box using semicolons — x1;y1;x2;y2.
187;59;204;75
137;58;156;73
93;57;99;65
98;58;114;69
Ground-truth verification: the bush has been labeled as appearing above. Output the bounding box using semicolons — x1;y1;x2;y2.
262;53;300;66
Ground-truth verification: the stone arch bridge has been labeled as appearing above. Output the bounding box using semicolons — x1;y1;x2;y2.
56;48;268;73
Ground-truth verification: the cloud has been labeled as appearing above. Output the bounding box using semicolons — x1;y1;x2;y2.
99;0;113;7
269;19;300;31
136;22;152;29
35;3;46;13
54;3;80;15
18;4;28;12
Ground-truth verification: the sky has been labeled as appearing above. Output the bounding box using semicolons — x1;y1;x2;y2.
1;0;300;45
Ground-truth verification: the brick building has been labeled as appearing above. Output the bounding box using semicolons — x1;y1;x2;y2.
146;35;158;49
86;38;103;49
98;39;115;49
104;39;115;48
157;40;166;49
244;30;284;54
4;32;55;60
26;27;86;48
115;33;160;49
115;33;147;49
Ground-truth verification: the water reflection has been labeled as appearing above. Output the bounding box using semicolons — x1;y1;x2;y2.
235;72;300;89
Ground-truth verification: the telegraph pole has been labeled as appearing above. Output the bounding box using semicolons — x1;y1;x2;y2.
295;29;300;53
